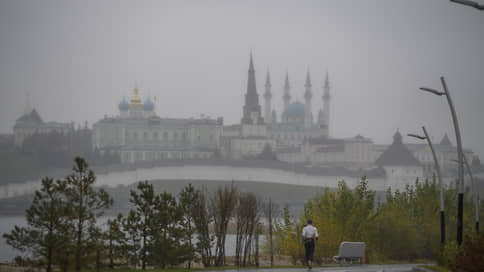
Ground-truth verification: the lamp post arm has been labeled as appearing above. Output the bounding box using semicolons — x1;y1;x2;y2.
408;133;426;140
450;0;484;10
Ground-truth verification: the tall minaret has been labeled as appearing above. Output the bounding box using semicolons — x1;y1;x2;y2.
264;70;272;124
241;52;263;125
323;71;331;136
282;72;291;121
304;69;313;128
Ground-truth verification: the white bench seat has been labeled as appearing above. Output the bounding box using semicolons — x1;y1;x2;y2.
333;241;365;264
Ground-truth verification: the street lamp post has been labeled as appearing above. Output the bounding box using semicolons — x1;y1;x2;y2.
408;126;445;244
451;155;480;233
420;76;464;246
462;155;479;233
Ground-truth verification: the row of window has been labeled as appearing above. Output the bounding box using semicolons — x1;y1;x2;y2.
125;130;214;143
123;151;212;162
271;133;306;141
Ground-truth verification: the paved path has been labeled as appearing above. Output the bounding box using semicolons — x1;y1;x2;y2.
204;264;432;272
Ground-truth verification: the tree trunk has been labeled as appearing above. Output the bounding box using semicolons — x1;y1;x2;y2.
142;234;146;270
109;238;114;268
46;245;52;272
75;220;82;272
255;232;259;267
96;249;101;272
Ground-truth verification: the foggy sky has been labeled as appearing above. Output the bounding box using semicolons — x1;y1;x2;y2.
1;0;483;158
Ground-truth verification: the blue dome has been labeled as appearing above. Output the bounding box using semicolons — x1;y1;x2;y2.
143;97;154;111
118;97;129;111
284;102;305;119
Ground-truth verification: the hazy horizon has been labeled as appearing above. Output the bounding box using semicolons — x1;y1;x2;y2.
1;0;483;157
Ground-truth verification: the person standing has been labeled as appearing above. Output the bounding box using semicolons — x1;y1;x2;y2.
302;219;318;268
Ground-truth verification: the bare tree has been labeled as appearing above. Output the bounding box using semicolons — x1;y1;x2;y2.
191;187;213;267
263;198;280;266
234;192;262;266
210;184;238;266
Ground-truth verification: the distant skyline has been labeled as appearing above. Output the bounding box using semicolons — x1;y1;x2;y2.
1;0;483;157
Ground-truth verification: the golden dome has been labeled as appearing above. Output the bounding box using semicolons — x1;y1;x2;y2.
130;87;142;105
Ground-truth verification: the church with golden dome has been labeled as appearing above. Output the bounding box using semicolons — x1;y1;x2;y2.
92;87;223;163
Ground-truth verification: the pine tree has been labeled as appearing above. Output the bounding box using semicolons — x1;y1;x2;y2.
3;178;70;272
179;183;198;268
64;157;112;272
128;181;156;270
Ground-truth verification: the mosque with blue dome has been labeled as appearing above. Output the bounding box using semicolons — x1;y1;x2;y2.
264;68;331;150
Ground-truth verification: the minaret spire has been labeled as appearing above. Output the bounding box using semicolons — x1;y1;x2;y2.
322;70;331;136
249;51;255;71
305;69;312;88
283;71;291;108
264;69;272;124
304;68;313;128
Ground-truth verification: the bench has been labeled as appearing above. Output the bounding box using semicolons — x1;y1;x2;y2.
333;241;366;264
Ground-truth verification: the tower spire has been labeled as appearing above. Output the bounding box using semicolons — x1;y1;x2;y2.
241;52;263;125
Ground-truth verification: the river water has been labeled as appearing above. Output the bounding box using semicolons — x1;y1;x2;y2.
0;216;265;262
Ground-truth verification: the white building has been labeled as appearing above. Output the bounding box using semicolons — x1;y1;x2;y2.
14;108;73;147
375;131;424;190
92;87;223;163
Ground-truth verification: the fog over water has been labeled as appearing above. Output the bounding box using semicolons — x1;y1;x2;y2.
0;0;483;157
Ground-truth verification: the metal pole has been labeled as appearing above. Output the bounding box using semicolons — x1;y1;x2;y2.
440;76;464;245
422;126;445;244
462;154;479;234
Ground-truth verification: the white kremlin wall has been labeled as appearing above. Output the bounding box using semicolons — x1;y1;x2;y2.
0;165;390;199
